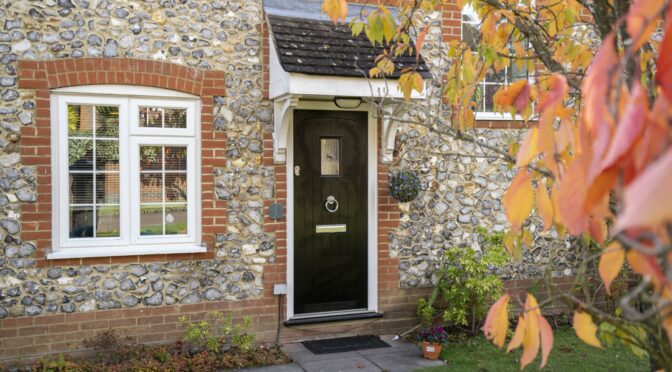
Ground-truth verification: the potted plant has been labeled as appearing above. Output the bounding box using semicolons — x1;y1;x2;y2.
417;324;447;360
388;170;421;203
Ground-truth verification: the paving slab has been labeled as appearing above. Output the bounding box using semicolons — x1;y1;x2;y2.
237;363;304;372
283;343;361;363
365;351;445;372
300;356;380;372
355;335;419;356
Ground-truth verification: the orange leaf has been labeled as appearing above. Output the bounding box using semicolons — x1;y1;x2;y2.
516;128;539;167
626;0;664;50
538;314;554;369
536;181;554;231
504;171;534;231
482;294;510;348
415;26;429;61
573;310;602;348
538;74;569;112
658;3;672;101
494;80;530;114
626;249;671;296
322;0;348;23
615;148;672;231
507;316;526;352
598;242;625;294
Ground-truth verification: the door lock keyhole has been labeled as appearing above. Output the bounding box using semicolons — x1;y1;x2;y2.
294;166;301;176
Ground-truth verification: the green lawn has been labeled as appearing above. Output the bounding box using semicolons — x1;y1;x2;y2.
418;328;649;372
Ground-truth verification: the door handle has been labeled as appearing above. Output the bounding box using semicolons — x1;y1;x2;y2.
325;196;339;213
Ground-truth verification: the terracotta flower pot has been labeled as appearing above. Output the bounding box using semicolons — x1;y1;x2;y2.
421;341;442;360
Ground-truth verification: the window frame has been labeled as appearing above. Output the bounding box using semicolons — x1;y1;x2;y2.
49;86;203;259
461;4;532;121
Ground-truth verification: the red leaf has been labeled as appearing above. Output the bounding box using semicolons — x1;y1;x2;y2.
538;314;554;369
656;3;672;101
600;83;648;171
615;148;672;231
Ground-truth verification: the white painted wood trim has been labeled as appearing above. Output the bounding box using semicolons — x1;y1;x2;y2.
52;85;199;99
46;245;206;260
285;100;378;320
50;88;201;259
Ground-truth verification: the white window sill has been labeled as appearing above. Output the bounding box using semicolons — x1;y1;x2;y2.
46;244;206;260
475;112;525;121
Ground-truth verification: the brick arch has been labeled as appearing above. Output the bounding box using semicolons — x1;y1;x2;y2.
17;58;227;267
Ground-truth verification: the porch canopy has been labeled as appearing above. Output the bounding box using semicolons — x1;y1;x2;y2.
264;0;431;164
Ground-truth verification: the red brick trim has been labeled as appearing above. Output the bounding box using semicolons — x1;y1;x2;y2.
17;58;227;267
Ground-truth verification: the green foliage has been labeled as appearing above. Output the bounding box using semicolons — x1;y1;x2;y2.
180;312;256;354
417;228;507;334
36;354;74;372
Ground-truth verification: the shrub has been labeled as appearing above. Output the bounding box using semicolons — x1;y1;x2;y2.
417;228;507;335
180;312;256;354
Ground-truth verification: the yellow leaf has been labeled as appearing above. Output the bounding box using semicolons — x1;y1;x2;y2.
516;128;539;167
507;316;526;352
598;242;625;294
322;0;348;23
483;295;510;348
521;308;540;370
573;310;602;348
536;182;554;231
503;171;534;231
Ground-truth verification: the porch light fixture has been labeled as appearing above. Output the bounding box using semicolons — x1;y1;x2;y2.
333;96;362;109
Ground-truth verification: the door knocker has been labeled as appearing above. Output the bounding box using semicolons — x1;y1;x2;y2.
325;195;339;213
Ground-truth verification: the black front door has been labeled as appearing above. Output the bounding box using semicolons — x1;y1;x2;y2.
293;110;368;315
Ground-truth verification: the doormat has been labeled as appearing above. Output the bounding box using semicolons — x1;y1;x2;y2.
302;335;391;354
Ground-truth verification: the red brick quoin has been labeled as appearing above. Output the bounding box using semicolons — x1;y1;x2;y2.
17;58;227;267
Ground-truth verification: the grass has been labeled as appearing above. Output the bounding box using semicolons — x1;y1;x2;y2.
417;328;649;372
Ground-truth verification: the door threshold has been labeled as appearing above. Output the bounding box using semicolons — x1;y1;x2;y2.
284;311;383;326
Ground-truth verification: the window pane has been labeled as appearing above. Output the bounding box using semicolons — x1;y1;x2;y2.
95;106;119;138
164;108;187;128
69;173;94;204
462;23;479;50
320;138;340;176
96;173;120;204
140;173;163;203
140;204;163;236
68;105;93;137
96;140;119;171
484;84;501;112
165;173;187;202
509;60;528;80
96;206;120;237
69;206;94;238
472;84;484;112
69;139;94;171
165;146;187;171
140;146;163;171
485;68;506;83
165;204;187;235
139;107;187;128
139;107;163;128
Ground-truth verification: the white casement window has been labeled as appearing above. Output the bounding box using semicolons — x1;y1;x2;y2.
462;5;530;120
49;86;203;259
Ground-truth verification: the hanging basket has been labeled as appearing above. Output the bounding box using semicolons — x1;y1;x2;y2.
388;170;421;203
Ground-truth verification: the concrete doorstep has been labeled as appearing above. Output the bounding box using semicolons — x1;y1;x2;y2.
241;335;445;372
